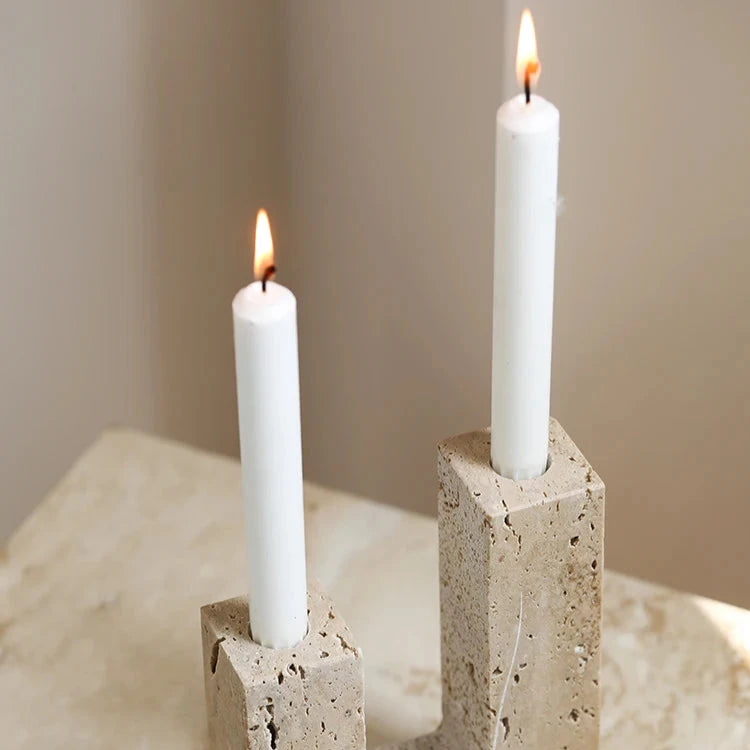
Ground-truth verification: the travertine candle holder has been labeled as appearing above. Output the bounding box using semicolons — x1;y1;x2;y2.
201;419;604;749
386;418;605;750
201;585;366;749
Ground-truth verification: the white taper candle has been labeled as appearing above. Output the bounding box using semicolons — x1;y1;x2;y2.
232;210;307;648
491;10;560;480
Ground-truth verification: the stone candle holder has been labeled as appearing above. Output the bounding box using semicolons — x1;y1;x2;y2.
201;585;366;749
201;419;605;749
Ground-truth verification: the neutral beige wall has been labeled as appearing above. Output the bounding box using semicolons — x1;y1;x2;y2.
504;0;750;606
0;0;283;539
278;0;502;541
280;1;750;607
4;1;749;608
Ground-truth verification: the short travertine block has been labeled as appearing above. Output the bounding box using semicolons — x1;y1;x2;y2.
201;586;366;750
386;419;605;750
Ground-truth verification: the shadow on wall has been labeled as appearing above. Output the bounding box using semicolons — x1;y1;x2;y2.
278;1;502;532
0;1;287;540
139;0;286;459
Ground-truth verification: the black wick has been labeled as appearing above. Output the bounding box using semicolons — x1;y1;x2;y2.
524;61;539;104
261;265;276;292
524;67;531;104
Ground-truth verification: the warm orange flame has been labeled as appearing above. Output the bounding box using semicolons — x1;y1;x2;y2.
253;209;274;280
515;9;541;91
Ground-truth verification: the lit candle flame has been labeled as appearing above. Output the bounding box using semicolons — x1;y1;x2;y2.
515;9;541;95
253;209;275;283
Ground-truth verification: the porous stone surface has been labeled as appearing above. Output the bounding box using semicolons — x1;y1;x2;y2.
201;586;365;749
385;419;605;750
3;429;750;749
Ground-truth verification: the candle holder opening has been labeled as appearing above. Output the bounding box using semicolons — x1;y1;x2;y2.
489;452;552;481
246;610;310;649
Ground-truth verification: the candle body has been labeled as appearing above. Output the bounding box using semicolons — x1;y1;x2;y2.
492;94;560;480
233;281;307;648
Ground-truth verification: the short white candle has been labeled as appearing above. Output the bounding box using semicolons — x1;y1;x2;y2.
491;10;560;480
232;209;307;648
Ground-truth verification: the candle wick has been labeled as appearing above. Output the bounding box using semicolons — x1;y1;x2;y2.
523;60;539;105
261;265;276;293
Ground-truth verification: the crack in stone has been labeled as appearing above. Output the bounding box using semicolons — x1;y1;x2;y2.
492;593;524;748
210;637;225;674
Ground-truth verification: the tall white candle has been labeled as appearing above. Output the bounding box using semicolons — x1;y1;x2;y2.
491;10;560;480
233;209;307;648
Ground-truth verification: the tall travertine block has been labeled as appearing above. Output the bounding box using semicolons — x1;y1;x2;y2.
201;586;366;750
387;419;604;750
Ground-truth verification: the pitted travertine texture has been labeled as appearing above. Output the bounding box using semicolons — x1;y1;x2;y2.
201;586;365;749
4;429;750;749
383;419;604;750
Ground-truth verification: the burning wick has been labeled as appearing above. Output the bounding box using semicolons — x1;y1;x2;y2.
254;208;275;292
524;61;539;104
261;264;276;293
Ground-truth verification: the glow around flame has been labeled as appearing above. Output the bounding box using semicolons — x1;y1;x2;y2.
515;9;541;91
253;209;274;280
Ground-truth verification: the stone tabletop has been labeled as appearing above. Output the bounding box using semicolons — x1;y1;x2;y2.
1;430;749;748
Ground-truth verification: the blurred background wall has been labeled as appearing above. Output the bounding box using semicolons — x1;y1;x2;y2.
0;0;284;535
279;0;750;608
498;0;750;607
2;1;749;607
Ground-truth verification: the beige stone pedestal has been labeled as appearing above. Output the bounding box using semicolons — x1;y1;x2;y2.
386;419;605;750
201;585;366;750
7;429;750;749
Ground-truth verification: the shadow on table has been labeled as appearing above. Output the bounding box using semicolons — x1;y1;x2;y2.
354;572;750;749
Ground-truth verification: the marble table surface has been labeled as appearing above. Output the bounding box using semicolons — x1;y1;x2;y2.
1;430;749;749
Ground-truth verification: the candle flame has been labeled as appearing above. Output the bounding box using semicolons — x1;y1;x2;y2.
515;9;541;92
253;209;274;281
